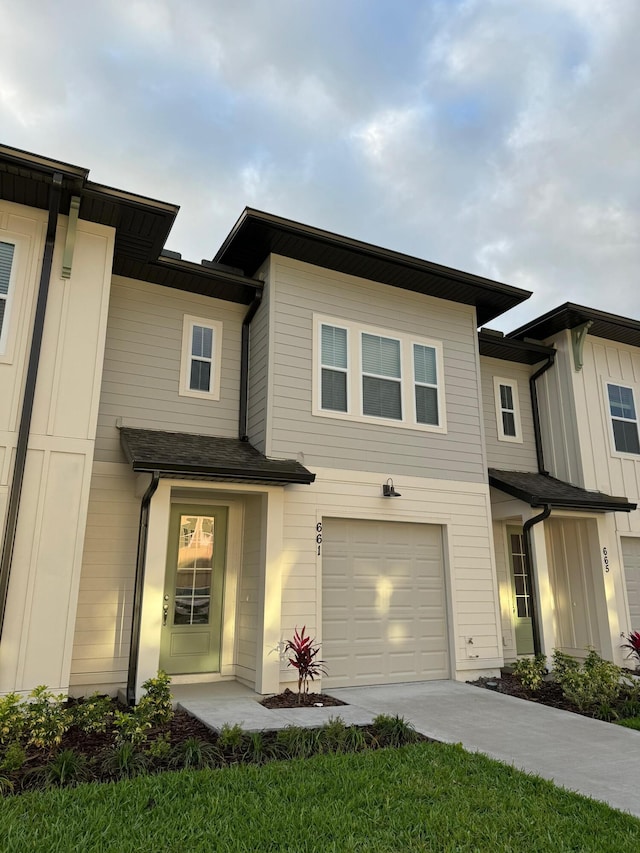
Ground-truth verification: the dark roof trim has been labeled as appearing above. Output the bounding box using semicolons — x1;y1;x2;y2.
478;329;555;365
509;303;640;349
214;208;531;325
120;428;315;486
488;469;636;513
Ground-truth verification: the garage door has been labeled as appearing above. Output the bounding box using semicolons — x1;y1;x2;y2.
623;537;640;631
322;518;449;687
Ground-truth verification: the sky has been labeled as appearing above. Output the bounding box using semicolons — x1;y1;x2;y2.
1;0;638;331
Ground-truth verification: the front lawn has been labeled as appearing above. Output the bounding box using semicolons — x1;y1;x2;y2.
1;742;639;852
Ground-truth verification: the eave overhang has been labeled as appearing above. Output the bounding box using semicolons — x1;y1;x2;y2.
478;329;555;364
214;208;532;326
488;469;636;513
509;303;640;349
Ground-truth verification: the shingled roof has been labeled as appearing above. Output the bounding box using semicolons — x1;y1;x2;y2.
488;469;636;513
120;428;315;485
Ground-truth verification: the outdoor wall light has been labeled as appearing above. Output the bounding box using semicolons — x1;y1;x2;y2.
382;478;401;497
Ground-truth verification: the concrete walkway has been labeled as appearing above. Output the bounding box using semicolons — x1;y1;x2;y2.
176;679;640;819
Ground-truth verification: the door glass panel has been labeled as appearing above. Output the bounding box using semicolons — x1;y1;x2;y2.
510;531;531;619
174;515;214;625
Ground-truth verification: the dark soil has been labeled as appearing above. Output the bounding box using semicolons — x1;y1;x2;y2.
260;688;347;709
471;673;587;714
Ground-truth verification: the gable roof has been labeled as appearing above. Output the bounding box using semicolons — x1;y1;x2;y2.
120;428;315;486
509;303;640;348
0;144;261;305
214;208;532;325
488;469;636;513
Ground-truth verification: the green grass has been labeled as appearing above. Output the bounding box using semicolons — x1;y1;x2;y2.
616;716;640;731
1;742;639;852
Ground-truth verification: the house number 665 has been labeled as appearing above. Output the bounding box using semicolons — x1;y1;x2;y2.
603;546;610;573
316;522;323;556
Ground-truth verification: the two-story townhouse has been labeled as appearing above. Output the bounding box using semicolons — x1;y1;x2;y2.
1;144;542;701
504;305;640;661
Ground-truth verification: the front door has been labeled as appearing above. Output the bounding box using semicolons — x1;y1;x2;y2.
160;504;228;675
508;526;535;655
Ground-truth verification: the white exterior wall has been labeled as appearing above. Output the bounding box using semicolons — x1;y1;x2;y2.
0;202;115;694
280;467;504;686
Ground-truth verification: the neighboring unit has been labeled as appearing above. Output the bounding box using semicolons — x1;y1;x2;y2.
0;145;637;702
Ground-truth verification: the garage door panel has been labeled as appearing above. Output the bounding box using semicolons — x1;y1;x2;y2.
322;518;449;687
623;537;640;631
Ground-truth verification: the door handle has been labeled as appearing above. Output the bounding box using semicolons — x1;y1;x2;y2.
163;603;169;626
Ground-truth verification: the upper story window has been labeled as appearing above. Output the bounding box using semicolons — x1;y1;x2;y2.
607;383;640;455
314;314;446;433
493;377;522;443
0;240;16;355
179;315;223;400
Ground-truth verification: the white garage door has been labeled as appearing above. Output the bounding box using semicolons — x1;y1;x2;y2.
623;537;640;631
322;518;449;687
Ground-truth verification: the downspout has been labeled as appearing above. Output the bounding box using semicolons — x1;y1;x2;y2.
239;290;263;441
0;172;63;637
126;471;160;706
529;351;556;475
522;504;551;657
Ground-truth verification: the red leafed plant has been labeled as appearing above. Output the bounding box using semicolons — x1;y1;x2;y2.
622;631;640;669
284;626;327;702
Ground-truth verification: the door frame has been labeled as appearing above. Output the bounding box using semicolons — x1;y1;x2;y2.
506;524;535;656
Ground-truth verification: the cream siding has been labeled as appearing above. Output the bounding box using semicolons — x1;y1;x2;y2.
247;275;270;452
480;356;539;472
94;276;245;463
280;467;503;685
493;520;517;661
235;495;263;687
267;256;486;482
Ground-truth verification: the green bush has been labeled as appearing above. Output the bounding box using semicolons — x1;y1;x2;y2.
0;694;25;746
0;742;26;773
24;687;72;750
136;671;173;726
113;710;152;746
170;737;220;770
371;714;419;748
71;693;113;734
40;749;91;788
555;649;625;718
551;649;581;681
512;654;547;692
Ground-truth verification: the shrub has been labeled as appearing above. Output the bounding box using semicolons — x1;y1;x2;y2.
284;626;327;701
40;749;91;788
71;693;113;734
371;714;419;748
146;732;172;763
512;654;547;692
275;725;321;759
241;731;271;765
171;736;220;770
556;649;624;717
113;710;152;746
551;649;580;681
621;631;640;669
0;741;26;773
100;741;148;779
136;671;173;726
24;687;72;750
0;693;25;746
218;723;245;758
319;716;349;753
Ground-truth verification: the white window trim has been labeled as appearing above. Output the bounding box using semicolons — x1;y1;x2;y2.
0;236;19;361
605;379;640;458
493;377;523;443
312;313;447;433
179;315;223;401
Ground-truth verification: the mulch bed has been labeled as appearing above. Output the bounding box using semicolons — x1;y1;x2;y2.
260;688;347;709
471;673;584;714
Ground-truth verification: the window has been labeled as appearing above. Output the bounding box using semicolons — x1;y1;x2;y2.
179;315;223;400
0;240;16;354
608;383;640;455
313;314;446;432
493;377;522;443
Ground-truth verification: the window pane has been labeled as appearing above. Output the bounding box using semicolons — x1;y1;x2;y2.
415;385;438;425
414;344;437;385
192;325;213;359
321;325;347;369
510;534;523;554
609;384;637;420
0;242;14;297
362;334;401;378
190;359;211;392
500;384;513;410
502;411;516;437
516;597;529;618
321;368;347;411
613;419;640;454
363;376;402;419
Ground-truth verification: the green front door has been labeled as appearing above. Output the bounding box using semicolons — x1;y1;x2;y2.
160;504;227;675
507;525;535;656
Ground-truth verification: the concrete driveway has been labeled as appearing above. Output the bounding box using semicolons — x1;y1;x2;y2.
176;679;640;819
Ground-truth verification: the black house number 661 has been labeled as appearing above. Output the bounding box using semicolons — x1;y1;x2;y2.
316;522;323;556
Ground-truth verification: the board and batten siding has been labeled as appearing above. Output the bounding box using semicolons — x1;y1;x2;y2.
570;335;640;535
492;520;517;662
69;462;139;692
94;276;245;463
247;271;270;453
267;256;486;483
279;467;503;684
480;356;539;472
235;495;263;687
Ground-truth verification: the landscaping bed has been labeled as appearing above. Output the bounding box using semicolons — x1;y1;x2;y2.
260;687;346;709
